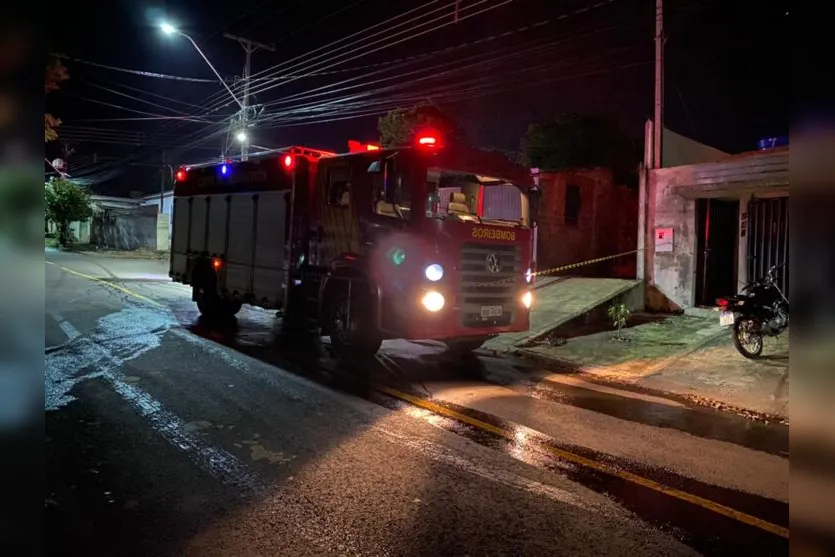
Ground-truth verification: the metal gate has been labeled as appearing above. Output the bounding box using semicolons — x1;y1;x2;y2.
747;197;789;295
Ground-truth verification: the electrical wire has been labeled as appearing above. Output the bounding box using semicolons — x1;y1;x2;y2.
54;54;220;83
59;0;636;182
256;19;645;118
82;81;198;117
257;59;651;131
233;0;515;102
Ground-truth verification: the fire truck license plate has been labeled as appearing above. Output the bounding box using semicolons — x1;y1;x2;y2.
481;305;503;319
719;311;735;326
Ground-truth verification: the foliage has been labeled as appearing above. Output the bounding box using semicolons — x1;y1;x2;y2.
378;103;460;148
607;302;631;340
45;56;69;142
45;177;92;246
523;114;640;185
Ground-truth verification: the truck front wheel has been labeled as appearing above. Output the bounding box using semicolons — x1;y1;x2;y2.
329;293;381;360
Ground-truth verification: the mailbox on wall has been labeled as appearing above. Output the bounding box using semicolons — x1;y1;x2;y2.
654;227;673;253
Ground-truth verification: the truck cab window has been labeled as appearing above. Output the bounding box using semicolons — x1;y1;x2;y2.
372;161;411;220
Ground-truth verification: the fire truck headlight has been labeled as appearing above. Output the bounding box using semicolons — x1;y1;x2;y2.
425;263;444;282
525;267;533;283
421;291;445;312
522;290;533;309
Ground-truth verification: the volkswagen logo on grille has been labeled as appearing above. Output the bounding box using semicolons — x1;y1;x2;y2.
485;253;502;273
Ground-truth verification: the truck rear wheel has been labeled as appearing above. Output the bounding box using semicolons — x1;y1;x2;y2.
329;293;381;360
195;286;240;320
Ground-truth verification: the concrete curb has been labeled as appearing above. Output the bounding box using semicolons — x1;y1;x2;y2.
511;326;792;422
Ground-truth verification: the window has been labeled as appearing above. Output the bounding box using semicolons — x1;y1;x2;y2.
565;184;581;227
371;160;411;220
328;180;350;208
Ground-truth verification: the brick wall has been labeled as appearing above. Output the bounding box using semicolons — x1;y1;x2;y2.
536;168;637;278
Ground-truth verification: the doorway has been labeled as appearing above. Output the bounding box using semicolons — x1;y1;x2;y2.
695;198;739;306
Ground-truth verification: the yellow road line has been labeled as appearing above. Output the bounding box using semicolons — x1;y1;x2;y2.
375;384;789;539
49;263;163;307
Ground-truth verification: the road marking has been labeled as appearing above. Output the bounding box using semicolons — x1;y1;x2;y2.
49;263;163;307
374;384;789;539
45;310;263;493
44;258;787;538
49;310;82;341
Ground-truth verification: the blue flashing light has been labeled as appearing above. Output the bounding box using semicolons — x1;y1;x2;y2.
221;164;228;175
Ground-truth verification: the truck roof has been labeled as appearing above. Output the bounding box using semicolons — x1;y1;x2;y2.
179;143;533;188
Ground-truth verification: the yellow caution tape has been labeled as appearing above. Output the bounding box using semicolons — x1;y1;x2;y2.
476;248;644;288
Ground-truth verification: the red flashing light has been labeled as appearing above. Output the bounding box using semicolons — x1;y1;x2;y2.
212;258;222;270
366;143;381;151
174;168;187;182
418;136;437;146
282;154;295;170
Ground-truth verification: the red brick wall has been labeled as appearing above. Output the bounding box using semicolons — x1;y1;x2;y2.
536;168;637;278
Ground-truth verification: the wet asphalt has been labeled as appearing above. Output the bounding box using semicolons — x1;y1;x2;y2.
44;250;789;556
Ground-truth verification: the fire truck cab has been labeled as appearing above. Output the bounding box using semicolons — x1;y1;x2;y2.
170;133;539;358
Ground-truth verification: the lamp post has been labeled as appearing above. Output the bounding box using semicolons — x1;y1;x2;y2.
160;22;243;110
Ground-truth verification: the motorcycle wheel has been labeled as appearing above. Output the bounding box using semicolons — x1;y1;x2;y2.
732;316;764;359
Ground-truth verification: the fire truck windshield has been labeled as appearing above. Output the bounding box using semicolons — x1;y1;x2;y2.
425;169;532;228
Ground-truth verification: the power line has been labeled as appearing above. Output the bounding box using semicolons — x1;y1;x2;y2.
83;81;197;117
55;54;220;83
257;19;644;118
258;59;651;131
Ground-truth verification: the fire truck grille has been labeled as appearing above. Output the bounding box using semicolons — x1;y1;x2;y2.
459;242;521;328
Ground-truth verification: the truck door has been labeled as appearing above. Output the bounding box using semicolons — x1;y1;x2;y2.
317;162;363;263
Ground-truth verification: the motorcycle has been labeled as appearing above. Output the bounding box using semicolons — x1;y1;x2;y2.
716;264;789;359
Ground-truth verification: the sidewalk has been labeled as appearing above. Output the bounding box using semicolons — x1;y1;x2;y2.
519;313;789;421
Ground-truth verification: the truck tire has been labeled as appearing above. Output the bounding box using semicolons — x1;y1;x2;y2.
328;286;382;360
195;286;240;320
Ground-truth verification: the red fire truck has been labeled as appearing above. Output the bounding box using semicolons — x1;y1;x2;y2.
169;132;539;357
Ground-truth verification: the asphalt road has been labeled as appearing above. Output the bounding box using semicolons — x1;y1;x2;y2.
45;249;789;556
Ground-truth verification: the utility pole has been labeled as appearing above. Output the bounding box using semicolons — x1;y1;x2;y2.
159;150;167;212
653;0;664;169
223;33;275;161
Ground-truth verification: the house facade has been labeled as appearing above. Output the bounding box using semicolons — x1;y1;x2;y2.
640;133;789;310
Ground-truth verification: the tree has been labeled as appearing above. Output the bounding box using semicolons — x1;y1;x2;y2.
45;56;69;142
45;178;92;247
523;114;640;185
378;103;460;148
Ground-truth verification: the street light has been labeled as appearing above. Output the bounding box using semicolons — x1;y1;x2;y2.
235;131;247;143
159;22;243;109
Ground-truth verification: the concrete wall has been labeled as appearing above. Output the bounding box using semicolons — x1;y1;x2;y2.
662;127;729;168
91;211;158;250
536;168;637;278
645;148;790;310
140;192;174;242
646;166;699;309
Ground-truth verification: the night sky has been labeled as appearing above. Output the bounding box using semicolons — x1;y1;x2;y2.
46;0;788;193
